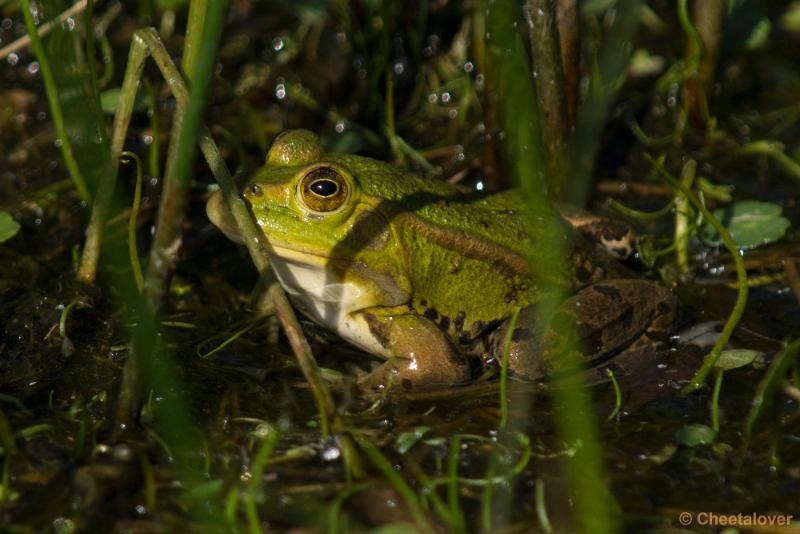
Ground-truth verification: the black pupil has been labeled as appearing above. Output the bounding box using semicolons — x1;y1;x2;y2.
310;179;338;197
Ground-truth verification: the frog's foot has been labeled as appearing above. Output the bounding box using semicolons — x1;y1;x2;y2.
492;279;677;380
489;306;548;379
557;204;636;259
351;308;470;392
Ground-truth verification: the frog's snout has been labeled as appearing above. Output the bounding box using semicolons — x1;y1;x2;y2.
206;190;244;243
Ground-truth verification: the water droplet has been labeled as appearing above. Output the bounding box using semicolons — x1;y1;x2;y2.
441;92;451;103
275;83;286;99
54;138;62;148
393;60;405;75
272;37;284;51
65;17;76;31
448;109;458;119
427;93;438;104
334;120;346;134
7;52;19;66
321;443;341;461
142;134;153;145
335;32;346;43
27;61;39;74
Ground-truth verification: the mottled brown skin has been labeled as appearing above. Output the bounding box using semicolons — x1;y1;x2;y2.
491;280;677;380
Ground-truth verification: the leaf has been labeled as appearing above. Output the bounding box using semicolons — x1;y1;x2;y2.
745;18;771;50
713;349;761;370
629;49;665;78
395;426;431;454
0;212;21;243
700;200;790;250
676;424;716;447
782;2;800;32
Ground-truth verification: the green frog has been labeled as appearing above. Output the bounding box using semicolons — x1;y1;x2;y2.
207;130;676;392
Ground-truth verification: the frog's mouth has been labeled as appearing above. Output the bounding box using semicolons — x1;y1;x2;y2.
207;190;347;263
267;243;408;311
207;190;406;305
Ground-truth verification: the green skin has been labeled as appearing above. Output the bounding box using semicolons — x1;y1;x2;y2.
207;130;676;392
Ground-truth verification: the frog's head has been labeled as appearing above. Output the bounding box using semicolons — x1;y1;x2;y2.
207;130;410;313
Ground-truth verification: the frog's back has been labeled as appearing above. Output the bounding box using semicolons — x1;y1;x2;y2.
327;153;557;262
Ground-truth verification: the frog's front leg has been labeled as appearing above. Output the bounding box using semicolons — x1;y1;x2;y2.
349;306;470;392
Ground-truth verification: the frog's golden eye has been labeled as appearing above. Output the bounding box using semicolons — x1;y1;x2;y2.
298;166;350;212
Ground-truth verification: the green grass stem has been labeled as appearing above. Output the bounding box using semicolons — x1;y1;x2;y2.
743;339;800;443
534;478;553;534
566;0;643;207
524;0;569;196
20;0;91;203
447;436;465;531
711;369;723;432
245;429;281;534
485;1;616;531
608;198;675;221
735;141;800;182
356;437;433;532
499;309;520;432
646;155;749;392
605;369;622;422
674;160;696;274
121;151;145;292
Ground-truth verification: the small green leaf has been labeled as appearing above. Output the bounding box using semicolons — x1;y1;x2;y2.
745;18;771;50
629;49;665;77
713;349;761;370
676;424;716;447
0;212;21;243
781;2;800;32
395;426;431;454
701;200;790;250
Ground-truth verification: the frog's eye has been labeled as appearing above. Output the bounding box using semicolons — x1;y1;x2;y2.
298;166;350;213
